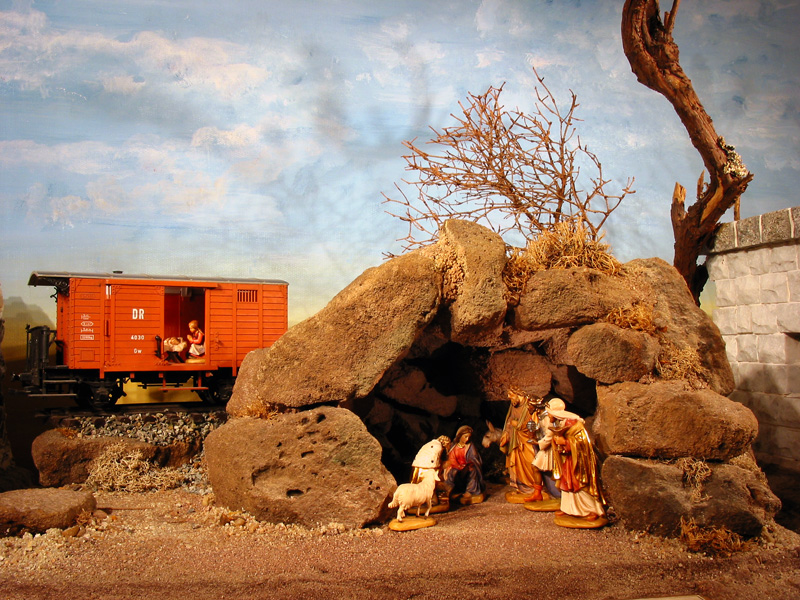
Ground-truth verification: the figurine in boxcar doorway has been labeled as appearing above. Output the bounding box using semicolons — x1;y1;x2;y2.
187;320;205;358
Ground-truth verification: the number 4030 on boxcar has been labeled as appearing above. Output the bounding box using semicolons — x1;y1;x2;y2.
15;271;288;410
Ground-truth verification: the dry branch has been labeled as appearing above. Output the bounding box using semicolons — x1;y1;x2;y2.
622;0;753;300
384;68;634;252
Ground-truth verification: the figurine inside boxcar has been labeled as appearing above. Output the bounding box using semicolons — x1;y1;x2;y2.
15;271;288;410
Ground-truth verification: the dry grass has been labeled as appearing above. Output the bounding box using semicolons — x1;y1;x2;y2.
85;442;186;493
602;302;659;335
679;516;752;556
524;222;623;274
675;457;712;502
656;339;711;389
502;222;622;305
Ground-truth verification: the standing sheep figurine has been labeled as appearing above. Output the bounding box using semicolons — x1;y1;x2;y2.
388;468;440;522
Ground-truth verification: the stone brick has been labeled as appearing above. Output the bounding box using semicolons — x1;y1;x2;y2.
760;272;789;304
737;391;800;430
746;246;771;276
709;221;737;253
736;335;758;362
788;270;800;302
771;244;799;272
757;333;790;364
776;302;800;332
713;307;737;335
739;275;762;305
737;362;785;394
792;206;800;239
722;335;737;364
706;254;730;280
751;304;778;334
737;215;762;248
735;305;753;333
755;422;800;463
762;209;792;245
729;253;752;278
714;278;737;307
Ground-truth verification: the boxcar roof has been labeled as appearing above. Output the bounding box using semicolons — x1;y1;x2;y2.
28;271;289;287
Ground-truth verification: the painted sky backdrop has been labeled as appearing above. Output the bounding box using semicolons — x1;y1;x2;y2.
1;0;799;326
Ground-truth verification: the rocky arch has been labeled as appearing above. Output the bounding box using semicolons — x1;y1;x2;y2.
206;220;779;533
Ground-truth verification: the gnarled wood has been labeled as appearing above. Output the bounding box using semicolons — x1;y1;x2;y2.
622;0;753;301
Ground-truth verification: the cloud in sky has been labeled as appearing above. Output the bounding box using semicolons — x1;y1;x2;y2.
1;0;799;325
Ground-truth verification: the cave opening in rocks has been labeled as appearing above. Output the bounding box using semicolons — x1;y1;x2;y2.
342;332;598;483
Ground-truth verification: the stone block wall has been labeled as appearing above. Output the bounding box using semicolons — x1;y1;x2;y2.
706;207;800;472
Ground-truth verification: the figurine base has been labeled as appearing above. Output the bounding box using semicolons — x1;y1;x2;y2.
506;490;554;504
523;498;561;512
428;499;450;514
456;492;485;505
553;513;608;529
505;490;528;504
388;516;437;531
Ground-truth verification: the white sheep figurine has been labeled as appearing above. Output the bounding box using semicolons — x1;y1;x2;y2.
388;468;440;522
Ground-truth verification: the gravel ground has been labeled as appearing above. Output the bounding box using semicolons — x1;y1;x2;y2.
3;412;799;600
1;482;799;600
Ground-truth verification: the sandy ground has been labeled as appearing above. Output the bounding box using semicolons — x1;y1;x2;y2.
1;483;799;600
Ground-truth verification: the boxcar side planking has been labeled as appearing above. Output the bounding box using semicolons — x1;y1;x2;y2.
16;271;288;409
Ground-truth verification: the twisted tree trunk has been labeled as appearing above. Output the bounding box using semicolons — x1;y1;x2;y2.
621;0;753;301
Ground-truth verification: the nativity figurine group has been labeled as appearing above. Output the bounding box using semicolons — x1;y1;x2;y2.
388;386;607;532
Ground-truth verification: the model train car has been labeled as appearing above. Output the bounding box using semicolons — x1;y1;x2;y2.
15;271;288;409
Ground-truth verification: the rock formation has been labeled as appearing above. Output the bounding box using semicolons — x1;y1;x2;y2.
204;219;779;536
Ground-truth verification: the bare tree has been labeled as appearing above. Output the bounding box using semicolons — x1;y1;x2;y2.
384;68;634;253
622;0;753;300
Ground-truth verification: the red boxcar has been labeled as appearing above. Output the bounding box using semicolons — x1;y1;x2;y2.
17;271;288;408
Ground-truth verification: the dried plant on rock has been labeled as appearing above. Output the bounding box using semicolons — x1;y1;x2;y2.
679;516;751;557
503;222;623;305
85;442;186;493
384;67;634;253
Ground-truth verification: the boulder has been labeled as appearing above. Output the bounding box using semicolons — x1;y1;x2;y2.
479;349;552;401
435;220;508;345
567;323;660;384
514;267;634;331
602;455;781;537
0;488;96;536
592;381;758;461
625;258;735;395
205;407;396;529
31;429;201;487
227;249;442;417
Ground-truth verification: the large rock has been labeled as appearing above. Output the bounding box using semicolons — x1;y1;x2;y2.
435;220;508;345
228;249;442;417
567;323;660;384
205;407;396;529
602;455;781;537
479;349;552;401
626;258;735;395
592;381;758;461
514;267;634;331
0;488;96;535
31;429;201;487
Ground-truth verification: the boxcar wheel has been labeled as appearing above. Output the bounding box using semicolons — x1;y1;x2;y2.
199;378;234;405
74;381;125;411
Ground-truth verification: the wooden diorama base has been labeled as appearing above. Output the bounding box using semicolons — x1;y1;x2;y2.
553;513;608;529
388;516;437;531
523;498;561;512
